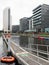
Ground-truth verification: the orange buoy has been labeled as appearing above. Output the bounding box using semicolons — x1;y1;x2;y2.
1;56;15;63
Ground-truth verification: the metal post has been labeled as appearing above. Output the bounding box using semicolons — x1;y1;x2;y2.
47;45;49;60
37;44;38;56
37;44;39;62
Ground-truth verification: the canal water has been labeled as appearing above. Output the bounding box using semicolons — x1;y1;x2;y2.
11;36;34;48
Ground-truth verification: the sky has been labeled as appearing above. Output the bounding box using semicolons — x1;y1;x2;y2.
0;0;49;30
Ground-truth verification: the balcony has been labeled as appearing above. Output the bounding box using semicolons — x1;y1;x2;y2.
33;13;41;18
33;10;41;16
33;22;41;26
33;7;41;14
33;16;41;20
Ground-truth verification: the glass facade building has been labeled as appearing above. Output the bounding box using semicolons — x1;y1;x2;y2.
20;17;29;32
33;4;49;32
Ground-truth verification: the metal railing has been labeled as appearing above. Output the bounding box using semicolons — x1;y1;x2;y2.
22;44;49;60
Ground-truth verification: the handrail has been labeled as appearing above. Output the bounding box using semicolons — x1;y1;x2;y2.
22;43;49;60
22;47;48;60
31;44;49;46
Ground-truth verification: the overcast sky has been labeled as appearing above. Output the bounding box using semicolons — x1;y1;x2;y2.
0;0;49;30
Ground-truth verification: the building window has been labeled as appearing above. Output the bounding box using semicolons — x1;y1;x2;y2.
45;28;49;32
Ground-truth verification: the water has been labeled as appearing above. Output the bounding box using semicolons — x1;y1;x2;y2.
11;36;33;48
11;36;20;46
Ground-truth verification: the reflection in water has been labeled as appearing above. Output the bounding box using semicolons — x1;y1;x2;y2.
11;36;34;48
11;36;20;46
19;36;28;47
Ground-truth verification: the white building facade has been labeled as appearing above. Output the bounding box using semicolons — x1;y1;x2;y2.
29;18;33;30
3;8;12;33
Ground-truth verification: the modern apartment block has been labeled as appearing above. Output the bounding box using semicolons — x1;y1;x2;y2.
3;8;12;33
33;4;49;32
20;17;29;32
12;25;19;33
